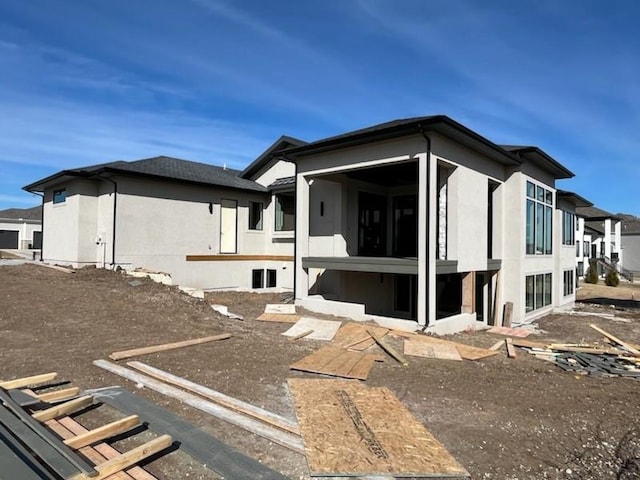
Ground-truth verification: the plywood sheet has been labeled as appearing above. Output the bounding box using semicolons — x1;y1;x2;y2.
288;379;469;477
290;346;377;380
403;340;463;361
403;334;498;361
332;323;389;351
487;326;531;338
282;317;342;341
256;313;301;323
265;304;297;314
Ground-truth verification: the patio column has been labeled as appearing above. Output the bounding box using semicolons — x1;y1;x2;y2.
416;151;437;326
295;175;310;300
604;218;612;259
614;220;621;262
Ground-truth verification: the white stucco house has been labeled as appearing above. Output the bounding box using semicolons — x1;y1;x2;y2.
23;136;304;290
0;206;42;250
25;115;589;332
621;215;640;276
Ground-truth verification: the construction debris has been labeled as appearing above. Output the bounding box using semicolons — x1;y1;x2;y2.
290;345;380;380
391;331;499;361
265;304;296;315
332;323;389;351
404;340;463;361
282;317;341;341
368;329;408;365
211;304;244;320
256;313;301;323
288;378;469;478
487;325;531;338
109;333;231;361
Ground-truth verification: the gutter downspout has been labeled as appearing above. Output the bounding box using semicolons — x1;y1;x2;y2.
97;174;118;268
33;192;44;261
418;125;432;327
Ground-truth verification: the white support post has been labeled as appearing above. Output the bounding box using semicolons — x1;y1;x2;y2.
416;153;428;326
295;175;310;300
614;221;621;259
604;218;612;259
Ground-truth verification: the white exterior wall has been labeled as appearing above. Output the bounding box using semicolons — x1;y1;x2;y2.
556;197;578;309
253;159;295;187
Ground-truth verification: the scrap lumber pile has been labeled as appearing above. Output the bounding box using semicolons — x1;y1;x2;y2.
513;324;640;379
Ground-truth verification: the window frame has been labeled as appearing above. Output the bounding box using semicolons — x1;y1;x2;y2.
525;181;553;255
53;188;67;204
562;210;575;246
525;272;553;313
248;201;263;231
274;192;295;232
563;270;575;297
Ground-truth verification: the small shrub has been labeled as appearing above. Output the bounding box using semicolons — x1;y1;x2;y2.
605;269;620;287
585;260;599;284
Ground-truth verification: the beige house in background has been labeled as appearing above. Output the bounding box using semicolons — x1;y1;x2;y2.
25;115;587;332
0;206;42;250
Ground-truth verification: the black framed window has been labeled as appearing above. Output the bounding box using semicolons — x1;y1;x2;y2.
248;201;263;230
53;188;67;204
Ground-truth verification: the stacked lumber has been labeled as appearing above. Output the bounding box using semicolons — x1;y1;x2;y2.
514;324;640;378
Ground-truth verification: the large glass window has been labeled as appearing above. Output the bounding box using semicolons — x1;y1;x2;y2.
562;211;575;245
275;193;294;231
525;273;553;313
563;270;575;296
526;181;553;255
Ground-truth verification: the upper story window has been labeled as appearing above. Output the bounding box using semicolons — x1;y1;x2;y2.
248;201;263;230
275;192;294;231
526;181;553;255
53;188;67;204
562;211;575;245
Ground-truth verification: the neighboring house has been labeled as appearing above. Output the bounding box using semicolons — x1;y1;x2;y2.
285;115;582;333
23;135;304;290
24;114;592;333
575;206;632;281
620;214;640;276
0;206;42;250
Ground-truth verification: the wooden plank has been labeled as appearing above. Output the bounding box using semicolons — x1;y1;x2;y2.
290;346;378;380
69;434;173;480
264;304;296;314
0;372;57;389
288;379;469;477
92;387;290;480
255;313;301;323
395;334;498;361
32;395;93;422
127;361;299;435
487;326;531;338
367;329;408;365
505;338;516;359
488;340;505;351
93;360;304;454
46;418;144;480
503;302;514;327
510;338;549;349
37;387;81;403
64;415;140;450
589;324;640;356
333;323;389;351
288;329;314;341
403;340;463;361
109;333;231;361
461;272;475;314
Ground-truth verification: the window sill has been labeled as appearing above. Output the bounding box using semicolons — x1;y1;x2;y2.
272;230;294;239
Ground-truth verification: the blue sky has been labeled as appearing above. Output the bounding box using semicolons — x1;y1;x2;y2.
0;0;638;214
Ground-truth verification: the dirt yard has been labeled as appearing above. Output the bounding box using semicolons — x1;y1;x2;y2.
1;263;639;480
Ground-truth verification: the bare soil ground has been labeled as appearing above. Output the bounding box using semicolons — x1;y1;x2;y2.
1;264;639;480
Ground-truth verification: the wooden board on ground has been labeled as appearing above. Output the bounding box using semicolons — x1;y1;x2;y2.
403;340;463;361
290;346;378;380
264;304;297;315
256;313;301;323
109;334;231;361
402;335;498;361
487;326;531;338
288;378;469;477
282;318;342;341
332;323;389;351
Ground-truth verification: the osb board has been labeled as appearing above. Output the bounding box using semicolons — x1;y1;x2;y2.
332;323;390;351
265;304;297;314
256;313;301;323
406;335;498;361
282;317;342;341
404;340;463;361
290;345;378;380
288;379;469;478
487;326;531;338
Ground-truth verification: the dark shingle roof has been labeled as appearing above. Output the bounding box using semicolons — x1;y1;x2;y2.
268;176;295;190
576;205;620;221
0;205;42;220
621;215;640;235
24;156;268;193
556;190;592;208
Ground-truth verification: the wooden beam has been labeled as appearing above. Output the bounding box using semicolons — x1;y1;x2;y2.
503;301;513;328
461;272;475;314
367;329;408;366
32;396;93;422
505;338;516;358
109;333;231;361
589;324;640;356
70;435;173;480
37;387;80;403
127;361;299;435
488;340;505;351
93;360;304;453
0;372;57;389
186;255;293;262
64;415;140;450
